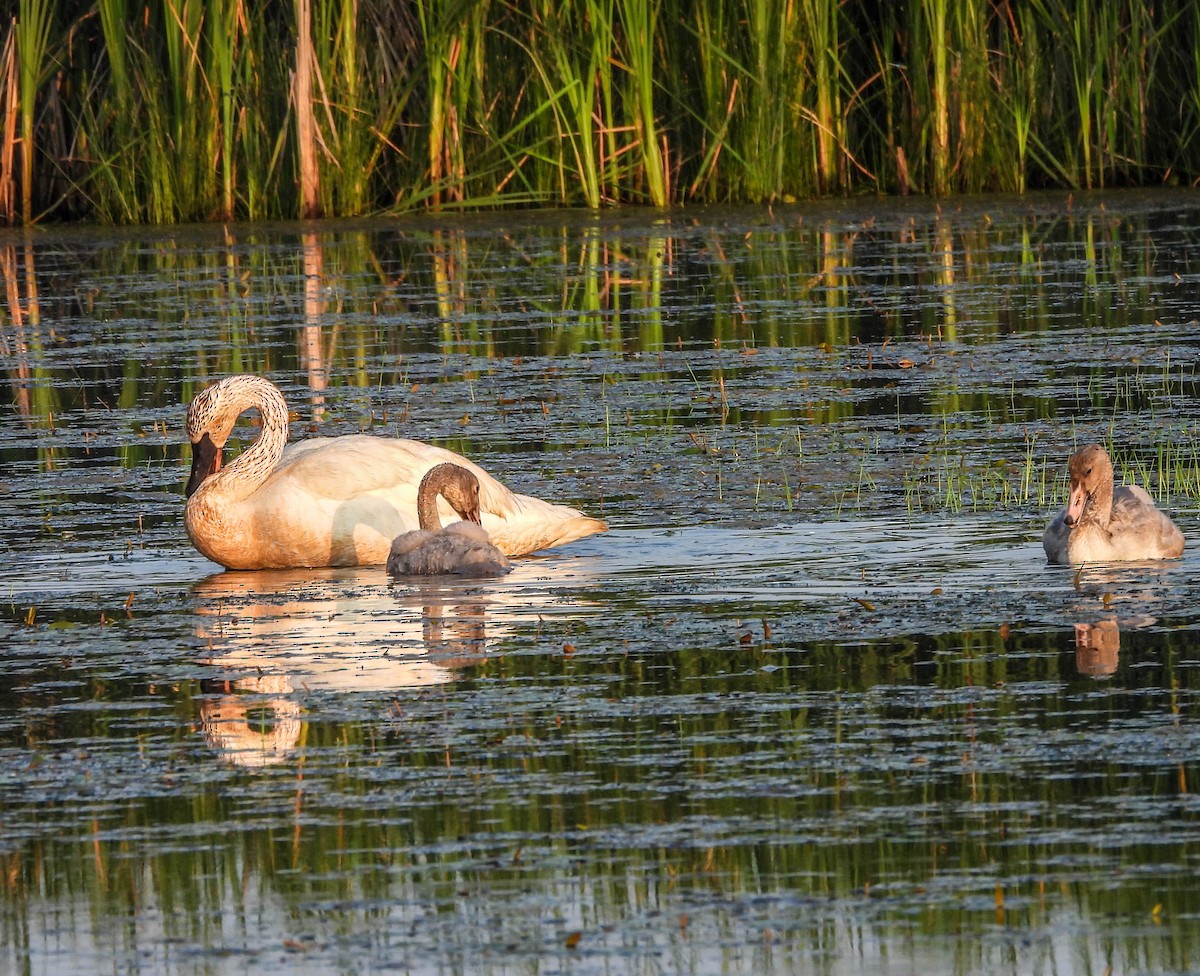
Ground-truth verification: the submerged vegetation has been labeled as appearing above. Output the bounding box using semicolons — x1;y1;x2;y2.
4;0;1200;223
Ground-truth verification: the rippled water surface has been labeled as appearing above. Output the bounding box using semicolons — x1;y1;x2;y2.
4;192;1200;975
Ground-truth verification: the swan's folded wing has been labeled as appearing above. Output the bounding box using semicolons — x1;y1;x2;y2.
1113;484;1155;508
267;433;604;555
270;435;519;513
1112;485;1170;530
1112;485;1185;558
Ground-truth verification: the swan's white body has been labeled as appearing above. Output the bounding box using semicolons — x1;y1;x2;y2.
184;375;607;569
1043;444;1184;564
386;463;513;577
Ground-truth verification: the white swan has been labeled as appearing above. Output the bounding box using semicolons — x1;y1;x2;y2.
1043;444;1184;564
184;374;607;569
387;463;513;577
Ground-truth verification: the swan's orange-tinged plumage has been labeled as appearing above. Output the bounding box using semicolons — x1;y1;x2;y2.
184;375;606;569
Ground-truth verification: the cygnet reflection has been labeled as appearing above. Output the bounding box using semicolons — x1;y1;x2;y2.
1074;619;1120;678
198;675;303;767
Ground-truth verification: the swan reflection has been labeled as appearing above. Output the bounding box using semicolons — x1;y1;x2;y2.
188;549;601;764
198;675;303;767
1074;619;1120;677
193;568;504;764
194;568;500;687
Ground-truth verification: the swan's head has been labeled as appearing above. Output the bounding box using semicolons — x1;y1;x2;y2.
186;384;226;497
421;462;483;524
185;375;287;498
1064;444;1113;527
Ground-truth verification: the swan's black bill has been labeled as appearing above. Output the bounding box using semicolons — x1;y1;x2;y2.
186;433;220;497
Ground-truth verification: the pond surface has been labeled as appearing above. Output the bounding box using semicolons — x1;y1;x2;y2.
3;191;1200;975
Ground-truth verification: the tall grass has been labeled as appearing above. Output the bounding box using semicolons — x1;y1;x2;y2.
9;0;1200;223
14;0;54;223
801;0;842;193
208;0;238;219
86;0;253;221
920;0;950;195
523;2;599;207
616;0;667;205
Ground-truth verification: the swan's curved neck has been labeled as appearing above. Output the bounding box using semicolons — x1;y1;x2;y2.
1085;478;1115;530
200;377;290;503
416;469;447;531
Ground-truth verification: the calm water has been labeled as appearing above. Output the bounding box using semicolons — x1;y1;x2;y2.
3;191;1200;975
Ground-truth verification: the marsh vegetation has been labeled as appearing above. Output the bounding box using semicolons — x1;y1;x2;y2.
6;0;1200;222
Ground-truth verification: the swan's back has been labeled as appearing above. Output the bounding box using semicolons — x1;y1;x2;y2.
1108;485;1185;559
269;435;604;556
272;437;479;503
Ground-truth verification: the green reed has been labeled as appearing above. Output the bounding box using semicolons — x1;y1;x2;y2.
14;0;54;223
919;0;951;195
617;0;666;206
208;0;238;219
520;0;608;208
802;0;842;193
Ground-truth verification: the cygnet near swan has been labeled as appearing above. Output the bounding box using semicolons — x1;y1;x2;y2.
184;374;607;569
386;463;513;578
1043;444;1184;564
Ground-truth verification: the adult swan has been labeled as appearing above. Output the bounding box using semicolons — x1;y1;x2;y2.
184;374;607;569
